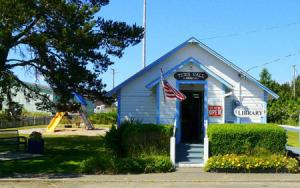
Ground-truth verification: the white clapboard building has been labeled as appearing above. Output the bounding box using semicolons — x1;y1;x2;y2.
108;37;278;166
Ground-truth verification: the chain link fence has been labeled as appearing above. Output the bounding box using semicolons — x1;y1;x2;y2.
0;116;53;129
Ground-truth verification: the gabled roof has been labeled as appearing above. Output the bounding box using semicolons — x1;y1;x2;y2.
108;37;279;99
146;57;233;89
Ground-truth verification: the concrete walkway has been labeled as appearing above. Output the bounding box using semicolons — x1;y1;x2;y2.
1;168;300;188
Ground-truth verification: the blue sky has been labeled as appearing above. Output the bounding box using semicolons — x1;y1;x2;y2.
15;0;300;91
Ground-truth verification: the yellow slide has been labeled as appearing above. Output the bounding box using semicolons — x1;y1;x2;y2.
46;112;65;132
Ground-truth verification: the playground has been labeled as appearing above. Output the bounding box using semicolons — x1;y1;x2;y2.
19;126;109;137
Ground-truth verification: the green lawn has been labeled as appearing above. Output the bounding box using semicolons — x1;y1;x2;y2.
0;124;111;131
287;131;300;147
0;135;104;177
0;125;48;131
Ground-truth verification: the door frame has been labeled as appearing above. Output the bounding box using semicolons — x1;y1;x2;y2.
175;80;208;144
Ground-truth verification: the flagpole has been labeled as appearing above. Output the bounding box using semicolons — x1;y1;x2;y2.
142;0;146;69
160;68;166;102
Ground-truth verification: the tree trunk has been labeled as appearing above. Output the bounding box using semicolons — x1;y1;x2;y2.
0;47;9;72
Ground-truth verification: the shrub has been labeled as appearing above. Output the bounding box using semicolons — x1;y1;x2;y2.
79;150;117;174
104;124;123;156
79;152;174;174
104;120;173;157
89;111;117;125
121;122;173;157
142;155;174;173
207;124;286;156
205;154;298;173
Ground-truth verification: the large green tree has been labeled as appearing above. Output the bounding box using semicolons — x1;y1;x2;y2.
0;0;143;113
259;68;300;125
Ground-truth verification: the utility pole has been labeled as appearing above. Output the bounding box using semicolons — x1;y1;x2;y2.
142;0;147;69
293;65;296;98
111;68;116;89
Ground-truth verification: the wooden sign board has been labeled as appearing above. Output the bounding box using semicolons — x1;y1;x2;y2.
174;72;208;80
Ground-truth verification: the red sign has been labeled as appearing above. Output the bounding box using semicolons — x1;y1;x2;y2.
208;106;222;117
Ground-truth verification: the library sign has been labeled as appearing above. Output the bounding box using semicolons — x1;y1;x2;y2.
234;106;266;118
174;72;208;80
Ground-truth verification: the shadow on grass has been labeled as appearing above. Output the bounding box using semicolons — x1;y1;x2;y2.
0;135;105;178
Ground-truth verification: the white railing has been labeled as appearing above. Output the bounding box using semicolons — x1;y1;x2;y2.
280;125;300;132
203;120;209;164
279;124;300;155
170;119;177;166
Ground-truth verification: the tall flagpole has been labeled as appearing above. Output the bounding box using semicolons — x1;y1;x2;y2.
142;0;146;68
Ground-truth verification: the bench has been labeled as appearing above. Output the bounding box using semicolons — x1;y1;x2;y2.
0;130;27;152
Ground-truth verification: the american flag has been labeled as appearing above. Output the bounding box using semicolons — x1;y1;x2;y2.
161;69;186;101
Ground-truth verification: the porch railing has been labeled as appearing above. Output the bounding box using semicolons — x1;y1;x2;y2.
279;124;300;155
170;119;177;166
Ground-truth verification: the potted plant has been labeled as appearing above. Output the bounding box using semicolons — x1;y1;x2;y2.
28;131;44;154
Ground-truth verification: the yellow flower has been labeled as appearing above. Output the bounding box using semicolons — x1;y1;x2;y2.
246;164;250;169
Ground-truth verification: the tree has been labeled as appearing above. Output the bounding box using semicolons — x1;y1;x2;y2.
259;68;281;93
259;68;300;125
0;0;143;114
259;68;272;86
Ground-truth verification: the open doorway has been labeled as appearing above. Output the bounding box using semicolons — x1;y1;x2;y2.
180;90;204;143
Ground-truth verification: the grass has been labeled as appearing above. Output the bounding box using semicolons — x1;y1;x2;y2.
0;125;48;131
0;135;104;176
0;124;112;131
287;131;300;147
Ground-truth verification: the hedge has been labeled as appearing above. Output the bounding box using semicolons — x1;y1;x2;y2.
81;121;174;174
79;150;174;174
205;154;298;173
104;120;173;157
89;111;117;125
207;123;287;156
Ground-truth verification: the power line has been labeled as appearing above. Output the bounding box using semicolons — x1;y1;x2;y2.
200;21;300;41
246;50;300;73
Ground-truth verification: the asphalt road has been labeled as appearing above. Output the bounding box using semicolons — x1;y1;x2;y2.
1;168;300;188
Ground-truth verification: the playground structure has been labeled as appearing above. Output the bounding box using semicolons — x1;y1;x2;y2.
46;92;94;132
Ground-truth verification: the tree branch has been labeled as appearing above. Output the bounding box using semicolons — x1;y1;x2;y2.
12;17;40;45
5;59;38;68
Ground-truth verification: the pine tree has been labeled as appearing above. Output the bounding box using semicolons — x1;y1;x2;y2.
0;0;143;113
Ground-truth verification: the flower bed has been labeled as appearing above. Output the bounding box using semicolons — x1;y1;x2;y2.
205;154;298;173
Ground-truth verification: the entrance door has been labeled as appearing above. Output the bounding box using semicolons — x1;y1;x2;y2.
180;91;203;143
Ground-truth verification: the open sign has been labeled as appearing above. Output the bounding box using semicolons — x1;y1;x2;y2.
208;106;223;117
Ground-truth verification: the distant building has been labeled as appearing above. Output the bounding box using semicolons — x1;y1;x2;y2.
1;83;54;113
1;83;95;114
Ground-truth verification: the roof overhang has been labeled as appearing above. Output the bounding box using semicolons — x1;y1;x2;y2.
107;37;279;99
145;57;234;90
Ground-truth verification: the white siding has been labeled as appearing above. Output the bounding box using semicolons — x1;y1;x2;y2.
119;43;266;124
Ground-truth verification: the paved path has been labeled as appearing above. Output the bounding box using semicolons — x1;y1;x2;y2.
1;168;300;188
